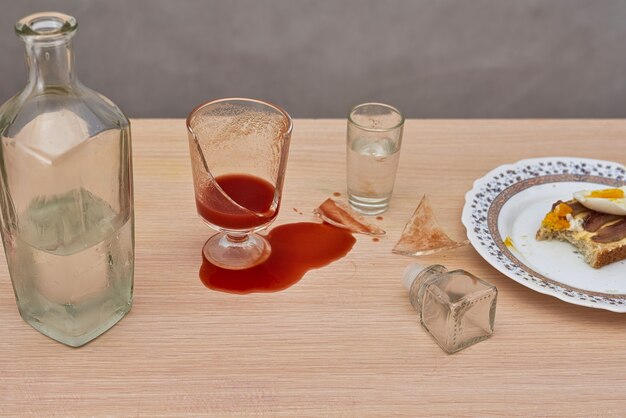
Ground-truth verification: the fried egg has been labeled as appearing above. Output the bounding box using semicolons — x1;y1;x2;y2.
573;186;626;215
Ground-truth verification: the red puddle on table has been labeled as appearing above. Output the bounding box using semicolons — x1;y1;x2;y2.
200;222;356;294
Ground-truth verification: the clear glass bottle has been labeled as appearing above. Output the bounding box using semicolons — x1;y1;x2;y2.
0;12;134;347
403;264;497;354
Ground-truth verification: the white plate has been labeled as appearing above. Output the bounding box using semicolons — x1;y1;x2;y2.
462;157;626;312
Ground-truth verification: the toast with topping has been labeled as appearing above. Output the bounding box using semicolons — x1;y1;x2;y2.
536;200;626;268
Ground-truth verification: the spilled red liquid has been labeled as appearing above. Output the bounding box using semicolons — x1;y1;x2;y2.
196;174;276;230
200;222;356;294
376;216;384;221
333;192;341;197
372;237;380;242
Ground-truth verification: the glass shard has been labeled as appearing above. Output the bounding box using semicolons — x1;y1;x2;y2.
393;195;467;256
314;198;385;236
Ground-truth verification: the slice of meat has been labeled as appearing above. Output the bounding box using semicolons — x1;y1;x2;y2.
583;212;623;232
592;219;626;243
392;194;467;256
568;201;589;216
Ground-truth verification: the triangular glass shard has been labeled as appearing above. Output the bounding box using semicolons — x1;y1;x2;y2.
393;195;467;256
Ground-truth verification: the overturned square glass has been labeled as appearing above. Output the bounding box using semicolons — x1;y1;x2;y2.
404;264;497;354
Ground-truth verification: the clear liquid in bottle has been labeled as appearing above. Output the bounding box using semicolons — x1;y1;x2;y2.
0;12;134;346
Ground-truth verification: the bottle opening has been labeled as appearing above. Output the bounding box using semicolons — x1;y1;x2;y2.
31;16;65;33
15;12;77;41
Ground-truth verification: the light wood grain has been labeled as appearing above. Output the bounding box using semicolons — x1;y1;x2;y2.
2;119;626;417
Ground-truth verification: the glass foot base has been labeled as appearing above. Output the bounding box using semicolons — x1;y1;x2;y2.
203;232;271;270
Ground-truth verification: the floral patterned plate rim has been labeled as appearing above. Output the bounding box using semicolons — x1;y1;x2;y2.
462;157;626;312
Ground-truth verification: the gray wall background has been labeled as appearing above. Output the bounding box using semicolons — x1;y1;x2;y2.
2;0;626;118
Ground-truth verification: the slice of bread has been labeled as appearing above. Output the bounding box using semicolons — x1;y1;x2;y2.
536;201;626;268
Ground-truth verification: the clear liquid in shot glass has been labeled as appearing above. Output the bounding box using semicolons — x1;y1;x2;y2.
347;136;400;215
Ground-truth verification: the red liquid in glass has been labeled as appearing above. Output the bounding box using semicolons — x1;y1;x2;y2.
200;222;356;294
196;174;276;230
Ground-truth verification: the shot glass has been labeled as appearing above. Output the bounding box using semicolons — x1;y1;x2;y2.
347;103;404;215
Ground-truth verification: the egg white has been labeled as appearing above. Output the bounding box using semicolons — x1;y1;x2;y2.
573;186;626;215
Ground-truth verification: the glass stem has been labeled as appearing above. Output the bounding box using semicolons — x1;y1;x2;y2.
226;233;249;243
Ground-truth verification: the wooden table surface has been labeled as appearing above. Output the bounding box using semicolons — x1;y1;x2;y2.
1;119;626;417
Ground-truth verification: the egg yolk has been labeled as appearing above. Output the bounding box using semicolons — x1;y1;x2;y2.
542;203;572;231
553;203;573;217
542;212;570;230
589;188;624;199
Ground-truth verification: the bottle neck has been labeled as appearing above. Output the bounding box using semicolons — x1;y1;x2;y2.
408;265;448;311
24;39;77;90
